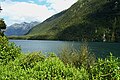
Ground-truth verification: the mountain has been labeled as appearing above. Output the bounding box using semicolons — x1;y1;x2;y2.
27;0;120;42
5;21;39;36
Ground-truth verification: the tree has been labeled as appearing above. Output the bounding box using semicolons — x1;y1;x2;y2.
0;19;6;30
0;19;6;36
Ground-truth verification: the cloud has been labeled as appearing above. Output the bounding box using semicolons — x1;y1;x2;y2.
28;0;35;3
39;0;46;2
1;0;55;26
0;0;77;26
46;0;78;12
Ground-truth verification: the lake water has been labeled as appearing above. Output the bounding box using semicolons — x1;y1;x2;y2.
10;40;120;58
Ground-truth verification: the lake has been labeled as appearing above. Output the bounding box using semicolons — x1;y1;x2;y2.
10;40;120;58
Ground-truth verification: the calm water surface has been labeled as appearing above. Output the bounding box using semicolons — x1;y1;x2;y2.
10;40;120;58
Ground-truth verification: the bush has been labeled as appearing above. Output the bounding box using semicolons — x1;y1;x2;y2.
0;37;119;79
32;56;89;79
0;60;25;80
0;49;119;79
0;36;21;64
0;54;89;80
59;43;96;69
20;52;45;69
90;53;120;80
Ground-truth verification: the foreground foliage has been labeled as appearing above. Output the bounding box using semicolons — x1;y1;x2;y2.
59;44;96;69
0;37;120;79
0;36;21;64
90;53;120;80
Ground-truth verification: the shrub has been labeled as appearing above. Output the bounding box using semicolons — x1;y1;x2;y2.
0;60;25;80
32;56;89;79
90;53;120;80
0;36;119;79
59;43;96;69
0;54;89;80
20;52;45;69
0;36;21;64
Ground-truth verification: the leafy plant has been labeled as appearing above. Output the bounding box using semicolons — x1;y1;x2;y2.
90;53;120;80
20;52;45;69
32;56;89;79
0;36;21;64
0;19;6;30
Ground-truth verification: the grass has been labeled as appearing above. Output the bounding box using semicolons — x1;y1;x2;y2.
59;43;96;69
8;36;28;40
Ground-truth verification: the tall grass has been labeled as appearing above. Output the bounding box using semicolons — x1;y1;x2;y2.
59;43;96;69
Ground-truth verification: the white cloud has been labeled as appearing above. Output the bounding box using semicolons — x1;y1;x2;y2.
39;0;46;2
0;0;77;26
28;0;35;3
1;0;55;26
46;0;78;12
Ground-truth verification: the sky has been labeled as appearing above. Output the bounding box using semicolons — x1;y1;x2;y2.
0;0;77;26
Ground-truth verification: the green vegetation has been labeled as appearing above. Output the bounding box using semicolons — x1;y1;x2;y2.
59;43;96;68
0;36;120;79
26;0;120;42
0;19;6;36
0;19;6;30
0;36;21;64
8;36;29;40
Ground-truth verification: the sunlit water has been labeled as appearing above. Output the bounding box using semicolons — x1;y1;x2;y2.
10;40;120;58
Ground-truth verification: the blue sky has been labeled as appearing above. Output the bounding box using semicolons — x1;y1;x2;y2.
0;0;77;26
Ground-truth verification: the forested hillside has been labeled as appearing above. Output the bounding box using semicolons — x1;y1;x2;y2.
27;0;120;42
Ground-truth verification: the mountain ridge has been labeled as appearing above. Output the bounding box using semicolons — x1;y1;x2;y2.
27;0;120;42
5;21;39;36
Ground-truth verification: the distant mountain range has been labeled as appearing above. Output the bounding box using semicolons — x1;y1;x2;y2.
5;21;39;36
26;0;120;42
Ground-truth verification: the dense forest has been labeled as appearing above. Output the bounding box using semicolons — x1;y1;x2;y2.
26;0;120;42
